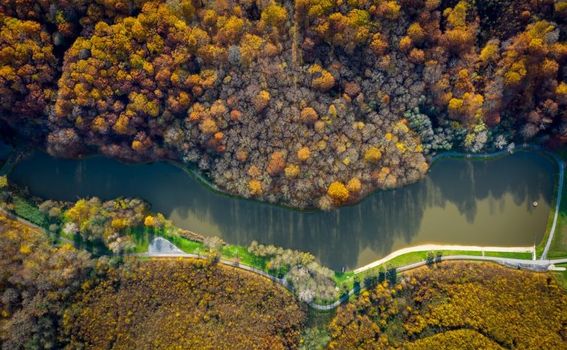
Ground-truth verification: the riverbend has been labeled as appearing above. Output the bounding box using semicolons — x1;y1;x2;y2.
9;149;556;270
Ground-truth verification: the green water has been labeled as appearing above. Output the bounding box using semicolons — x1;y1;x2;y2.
9;151;555;270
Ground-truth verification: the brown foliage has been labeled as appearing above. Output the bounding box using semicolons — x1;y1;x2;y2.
4;0;567;210
300;107;319;124
267;151;286;176
328;262;567;349
0;17;56;122
0;213;98;349
63;259;305;349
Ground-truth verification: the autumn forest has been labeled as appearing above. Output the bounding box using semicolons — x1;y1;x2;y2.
0;0;566;209
2;0;567;349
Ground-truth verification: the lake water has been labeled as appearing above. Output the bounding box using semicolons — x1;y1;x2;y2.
9;151;555;270
0;141;12;160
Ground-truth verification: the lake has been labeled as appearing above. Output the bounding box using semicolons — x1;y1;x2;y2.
9;150;555;270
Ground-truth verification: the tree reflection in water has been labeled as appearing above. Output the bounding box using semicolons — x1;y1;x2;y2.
10;151;555;270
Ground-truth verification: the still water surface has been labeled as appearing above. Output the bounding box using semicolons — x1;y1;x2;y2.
10;151;555;270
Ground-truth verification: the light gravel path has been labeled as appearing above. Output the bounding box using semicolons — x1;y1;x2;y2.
145;237;567;310
144;237;289;286
3;146;566;311
541;153;565;259
144;147;567;310
353;244;535;274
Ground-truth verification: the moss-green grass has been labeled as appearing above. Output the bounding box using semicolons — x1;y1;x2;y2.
535;153;563;256
158;231;272;273
161;230;206;254
128;227;153;253
546;195;567;258
13;195;47;227
542;149;567;258
483;251;533;259
333;271;355;289
335;249;536;292
221;244;267;270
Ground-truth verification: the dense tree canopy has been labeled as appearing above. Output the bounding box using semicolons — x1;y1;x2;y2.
63;258;305;350
1;0;566;208
0;0;148;40
0;16;56;126
0;213;100;349
328;262;567;349
0;211;305;350
60;197;150;253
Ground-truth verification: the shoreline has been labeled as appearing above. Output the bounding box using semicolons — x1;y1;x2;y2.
5;144;563;265
3;143;566;309
145;236;567;311
8;144;551;213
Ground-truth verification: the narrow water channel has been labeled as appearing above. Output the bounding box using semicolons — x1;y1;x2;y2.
9;151;555;270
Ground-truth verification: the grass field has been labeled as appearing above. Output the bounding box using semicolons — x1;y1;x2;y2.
13;195;47;227
483;251;533;259
331;249;537;292
544;150;567;258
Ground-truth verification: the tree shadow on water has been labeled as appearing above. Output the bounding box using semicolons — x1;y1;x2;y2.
8;150;556;270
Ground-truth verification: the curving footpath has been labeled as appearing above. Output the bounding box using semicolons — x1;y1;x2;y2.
2;145;566;311
145;146;567;310
542;152;565;259
313;256;567;310
431;145;565;261
146;237;290;286
353;244;535;274
146;237;567;310
0;206;45;232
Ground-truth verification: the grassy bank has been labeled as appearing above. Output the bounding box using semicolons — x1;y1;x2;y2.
2;145;563;307
542;149;567;259
332;249;535;292
12;195;47;227
3;190;554;307
483;251;533;259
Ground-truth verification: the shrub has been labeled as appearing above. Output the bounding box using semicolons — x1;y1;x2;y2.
267;151;286;176
300;107;319;124
254;90;271;112
248;179;263;195
297;147;311;161
261;2;288;29
346;177;362;193
327;181;349;203
364;146;382;163
309;65;335;91
284;164;300;178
